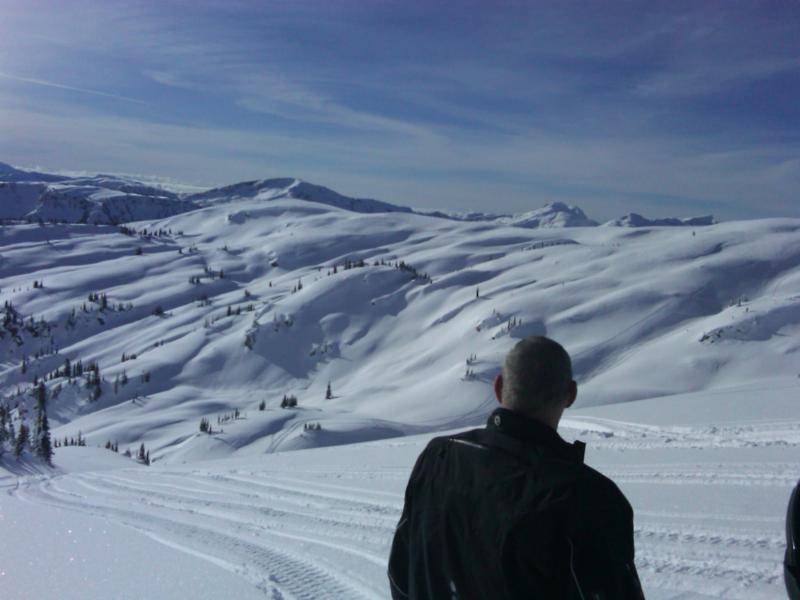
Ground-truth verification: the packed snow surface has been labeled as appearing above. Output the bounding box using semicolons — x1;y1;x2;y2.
1;165;798;598
2;384;797;599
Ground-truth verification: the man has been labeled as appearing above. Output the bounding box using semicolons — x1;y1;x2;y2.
388;336;644;599
787;480;800;599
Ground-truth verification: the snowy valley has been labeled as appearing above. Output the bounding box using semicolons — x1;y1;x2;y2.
1;163;799;599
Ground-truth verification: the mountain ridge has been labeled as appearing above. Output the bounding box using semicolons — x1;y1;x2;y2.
0;161;716;228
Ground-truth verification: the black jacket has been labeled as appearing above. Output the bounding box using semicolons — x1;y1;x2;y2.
388;408;644;599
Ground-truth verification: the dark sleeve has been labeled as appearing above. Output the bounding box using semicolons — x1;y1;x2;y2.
567;480;645;600
387;442;432;600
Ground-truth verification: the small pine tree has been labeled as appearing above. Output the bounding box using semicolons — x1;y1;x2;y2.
34;383;53;464
325;382;333;400
14;423;29;458
258;399;266;411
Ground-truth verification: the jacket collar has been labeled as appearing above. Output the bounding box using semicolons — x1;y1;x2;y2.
486;407;585;463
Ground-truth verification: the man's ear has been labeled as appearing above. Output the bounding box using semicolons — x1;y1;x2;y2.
565;380;577;408
493;373;504;405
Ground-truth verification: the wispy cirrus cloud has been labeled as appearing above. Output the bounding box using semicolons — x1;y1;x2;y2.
0;1;798;220
0;71;148;104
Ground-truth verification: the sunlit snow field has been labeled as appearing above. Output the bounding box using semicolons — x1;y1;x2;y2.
2;176;800;599
3;383;797;599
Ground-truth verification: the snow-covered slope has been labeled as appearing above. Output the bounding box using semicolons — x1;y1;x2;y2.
0;171;194;225
30;180;194;225
606;212;715;227
0;161;70;183
187;178;414;215
2;168;798;599
0;182;48;219
4;383;797;599
1;191;798;465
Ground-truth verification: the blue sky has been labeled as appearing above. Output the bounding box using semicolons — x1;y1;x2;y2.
0;1;798;220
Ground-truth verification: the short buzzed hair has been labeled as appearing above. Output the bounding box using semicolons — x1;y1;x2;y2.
501;336;573;412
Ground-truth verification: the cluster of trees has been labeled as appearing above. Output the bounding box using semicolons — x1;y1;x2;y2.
32;280;44;289
309;342;332;357
190;265;225;284
205;266;224;279
521;239;575;252
87;292;109;310
280;395;298;408
3;301;54;342
323;257;431;283
54;432;86;448
291;279;303;293
326;258;367;276
394;260;432;283
272;313;294;332
466;353;478;366
503;316;522;334
199;408;246;434
112;370;129;394
75;298;132;317
204;303;256;329
136;443;151;465
104;440;119;452
118;225;176;238
0;382;53;464
227;304;255;317
730;295;749;307
303;422;322;432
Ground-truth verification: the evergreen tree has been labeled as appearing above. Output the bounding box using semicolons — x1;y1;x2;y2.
32;382;52;463
14;423;29;458
325;382;333;400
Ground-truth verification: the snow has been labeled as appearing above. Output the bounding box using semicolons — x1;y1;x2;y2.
1;164;799;598
0;488;266;599
2;386;796;599
500;201;599;228
605;213;716;227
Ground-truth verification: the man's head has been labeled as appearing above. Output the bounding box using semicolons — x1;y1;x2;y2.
494;336;577;428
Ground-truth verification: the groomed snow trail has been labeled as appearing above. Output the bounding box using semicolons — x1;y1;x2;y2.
8;410;795;600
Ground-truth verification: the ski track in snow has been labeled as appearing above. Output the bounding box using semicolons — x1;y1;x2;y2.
9;415;793;600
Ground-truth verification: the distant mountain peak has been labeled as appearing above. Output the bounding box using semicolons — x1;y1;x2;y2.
500;201;598;229
186;177;413;215
605;213;716;227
